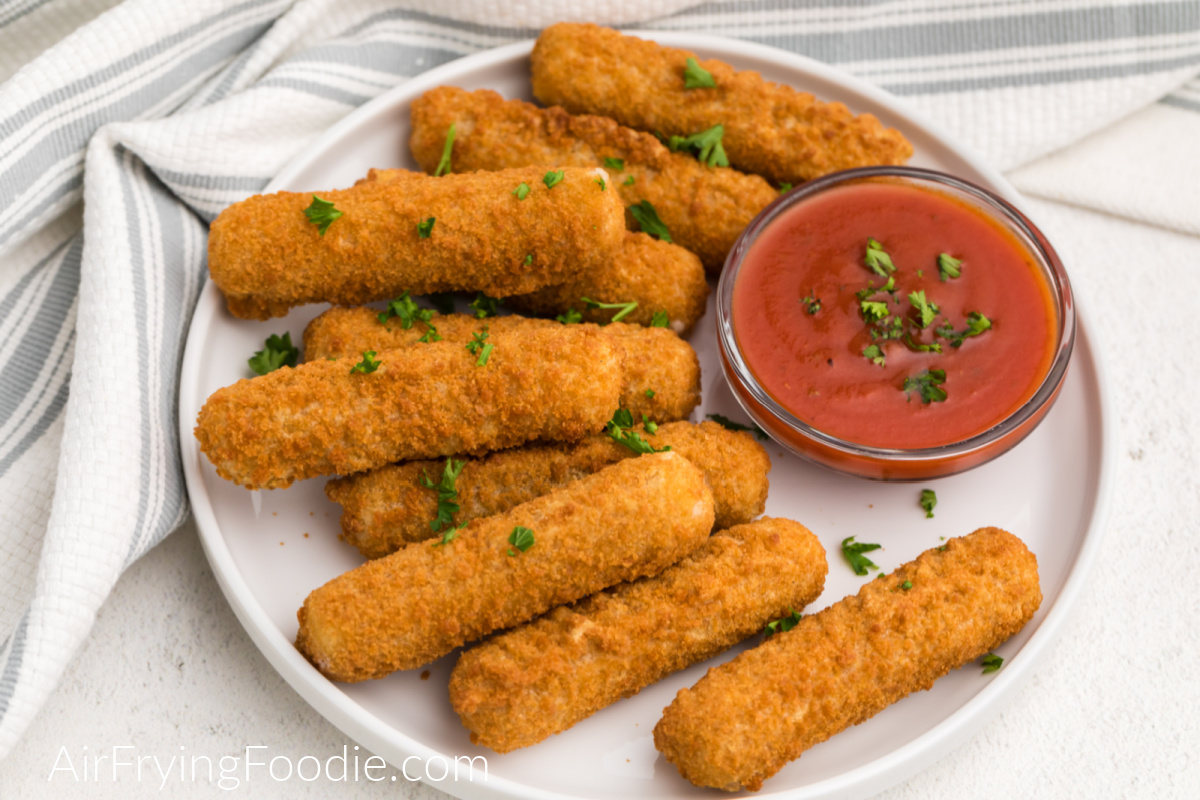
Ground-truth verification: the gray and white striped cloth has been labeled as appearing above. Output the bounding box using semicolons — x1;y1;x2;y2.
1;0;1198;761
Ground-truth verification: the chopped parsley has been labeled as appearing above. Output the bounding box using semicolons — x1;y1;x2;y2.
650;310;670;328
779;182;793;193
903;368;948;404
605;408;671;454
936;312;992;347
543;169;564;189
641;414;659;434
303;195;342;236
582;297;637;323
417;217;436;238
350;350;381;374
466;330;492;366
667;124;729;168
862;344;886;366
841;536;882;576
981;653;1004;674
644;389;656;400
623;175;635;186
683;57;717;89
378;291;438;342
248;332;299;375
595;176;606;191
507;526;535;556
628;200;671;242
469;292;500;319
764;607;802;638
860;300;889;322
856;276;896;300
895;580;913;591
920;489;937;518
523;253;533;266
903;333;942;353
706;413;768;441
802;294;821;315
556;308;583;324
938;253;962;281
513;182;530;200
603;157;625;171
863;238;896;277
434;123;455;176
419;458;466;532
908;290;939;328
432;521;467;547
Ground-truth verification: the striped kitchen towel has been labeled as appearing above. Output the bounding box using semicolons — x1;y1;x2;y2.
1;0;1199;760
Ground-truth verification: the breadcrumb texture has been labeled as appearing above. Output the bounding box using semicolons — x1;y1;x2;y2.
449;517;826;752
327;420;770;559
194;325;621;490
302;308;700;423
530;23;913;186
207;164;624;319
653;527;1042;792
409;85;778;271
295;451;715;680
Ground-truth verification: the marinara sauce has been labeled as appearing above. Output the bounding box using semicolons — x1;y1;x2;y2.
732;180;1057;450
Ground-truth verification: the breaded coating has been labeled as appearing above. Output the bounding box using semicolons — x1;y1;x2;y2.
327;420;770;559
449;518;826;752
207;165;624;319
364;167;709;326
194;325;621;490
301;308;700;423
530;23;913;187
296;451;715;680
408;86;778;271
653;527;1042;792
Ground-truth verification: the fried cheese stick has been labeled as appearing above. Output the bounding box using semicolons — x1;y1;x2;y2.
362;166;709;327
194;325;620;490
301;308;700;423
208;165;624;319
408;86;778;271
327;421;770;559
296;451;715;680
653;527;1042;792
449;517;826;752
530;23;913;186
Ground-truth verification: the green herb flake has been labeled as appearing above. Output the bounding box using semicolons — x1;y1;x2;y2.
434;123;456;176
513;182;531;200
507;526;535;556
650;310;670;328
595;176;606;191
605;408;671;455
378;291;436;334
860;300;889;322
466;330;492;366
543;169;565;189
802;293;822;315
417;217;436;239
920;489;938;518
764;607;803;638
641;414;659;434
981;653;1004;674
628;200;672;242
556;308;583;325
903;368;948;404
303;195;342;236
779;182;793;194
908;290;940;328
623;175;635;186
666;124;729;168
419;458;466;532
432;521;468;547
936;312;992;348
350;350;381;374
841;536;882;576
470;292;500;319
862;344;886;366
683;57;717;89
644;388;656;398
248;332;299;375
706;413;768;441
895;580;913;591
938;253;963;281
582;296;638;323
903;333;942;353
864;238;896;276
603;157;625;171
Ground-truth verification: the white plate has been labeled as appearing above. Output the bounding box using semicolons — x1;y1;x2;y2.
179;34;1114;800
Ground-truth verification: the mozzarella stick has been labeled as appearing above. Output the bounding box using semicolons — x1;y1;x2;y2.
301;308;700;423
194;325;620;490
208;165;624;319
408;86;778;271
327;420;770;559
653;527;1042;792
296;451;715;680
531;23;912;186
449;518;826;752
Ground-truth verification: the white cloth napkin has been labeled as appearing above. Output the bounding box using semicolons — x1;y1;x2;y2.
2;0;1199;761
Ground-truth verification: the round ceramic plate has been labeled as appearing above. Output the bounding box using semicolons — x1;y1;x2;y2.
179;33;1114;800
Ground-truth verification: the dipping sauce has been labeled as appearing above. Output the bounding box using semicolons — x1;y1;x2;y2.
731;179;1058;450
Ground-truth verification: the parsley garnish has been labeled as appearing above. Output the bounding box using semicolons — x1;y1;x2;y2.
434;123;455;176
981;653;1004;674
469;292;500;319
894;580;913;591
351;350;381;374
432;521;467;547
936;312;992;348
507;526;535;556
903;333;942;353
419;458;466;532
764;607;802;638
628;200;672;242
667;125;729;168
623;175;635;186
556;308;582;324
862;344;886;366
683;57;716;89
605;408;671;454
303;195;342;236
860;300;889;322
543;169;564;189
641;414;659;434
603;157;625;171
650;310;670;327
863;238;896;277
466;330;492;366
779;182;793;194
248;332;299;375
903;368;948;403
908;290;939;328
428;292;456;315
841;536;882;576
644;388;656;398
802;294;821;315
856;276;896;300
920;489;937;518
595;176;606;191
706;413;768;441
417;217;436;238
513;182;530;200
582;297;637;323
938;253;962;281
378;291;438;343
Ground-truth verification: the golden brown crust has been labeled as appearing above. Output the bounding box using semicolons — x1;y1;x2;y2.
408;85;779;271
295;451;715;680
652;527;1042;792
326;420;770;559
530;23;912;186
207;165;625;319
301;308;700;423
449;518;825;752
194;325;621;489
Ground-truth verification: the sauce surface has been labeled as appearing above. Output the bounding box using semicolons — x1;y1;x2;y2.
732;181;1057;449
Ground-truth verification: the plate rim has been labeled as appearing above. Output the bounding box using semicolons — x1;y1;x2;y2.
178;31;1116;800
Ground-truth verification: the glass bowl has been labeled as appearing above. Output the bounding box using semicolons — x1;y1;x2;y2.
716;166;1075;481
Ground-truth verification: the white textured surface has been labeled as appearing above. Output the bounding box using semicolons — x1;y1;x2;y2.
2;195;1199;798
